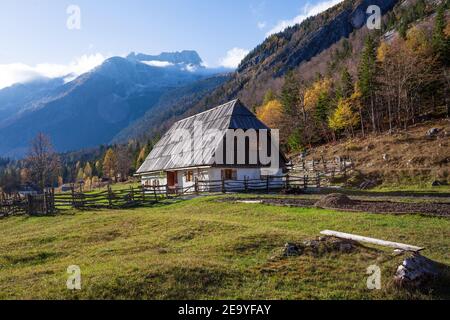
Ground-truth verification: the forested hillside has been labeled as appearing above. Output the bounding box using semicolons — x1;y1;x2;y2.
0;0;448;192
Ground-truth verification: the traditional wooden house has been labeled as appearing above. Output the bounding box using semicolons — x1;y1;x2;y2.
136;99;288;192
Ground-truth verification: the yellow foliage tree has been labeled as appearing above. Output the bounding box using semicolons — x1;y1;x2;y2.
103;148;118;180
256;99;283;129
406;26;432;56
136;146;147;168
377;41;390;62
328;98;360;136
304;78;332;111
445;21;450;37
83;162;92;179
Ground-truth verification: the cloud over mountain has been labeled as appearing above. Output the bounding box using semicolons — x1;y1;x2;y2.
266;0;343;36
219;48;250;69
0;53;107;89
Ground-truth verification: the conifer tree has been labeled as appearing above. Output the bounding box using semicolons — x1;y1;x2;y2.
358;35;379;133
280;71;299;116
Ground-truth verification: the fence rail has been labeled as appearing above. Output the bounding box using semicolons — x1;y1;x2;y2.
1;174;330;217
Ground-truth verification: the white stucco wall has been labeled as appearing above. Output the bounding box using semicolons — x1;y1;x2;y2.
141;167;285;193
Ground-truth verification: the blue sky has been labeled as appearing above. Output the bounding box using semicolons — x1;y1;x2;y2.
0;0;342;88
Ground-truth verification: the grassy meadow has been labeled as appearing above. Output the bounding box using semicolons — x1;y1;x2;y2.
0;196;449;300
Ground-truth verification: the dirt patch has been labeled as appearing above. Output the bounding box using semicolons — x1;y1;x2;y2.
315;193;354;208
224;196;450;217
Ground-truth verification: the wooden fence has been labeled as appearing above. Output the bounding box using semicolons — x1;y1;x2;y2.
1;174;330;216
0;189;55;217
290;157;354;185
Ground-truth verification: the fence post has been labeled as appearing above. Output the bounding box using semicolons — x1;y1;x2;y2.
285;174;290;190
71;186;75;209
27;194;33;215
317;172;321;188
244;177;248;193
266;176;270;194
107;185;113;208
194;178;199;195
343;163;347;179
49;188;54;214
142;185;146;203
153;186;158;202
221;177;225;193
304;175;308;189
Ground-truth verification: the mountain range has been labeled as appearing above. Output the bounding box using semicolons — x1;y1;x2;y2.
0;51;230;157
0;0;401;158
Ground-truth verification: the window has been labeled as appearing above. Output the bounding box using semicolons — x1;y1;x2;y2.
222;169;237;180
185;170;194;182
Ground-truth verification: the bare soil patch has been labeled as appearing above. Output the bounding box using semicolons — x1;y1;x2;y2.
226;195;450;217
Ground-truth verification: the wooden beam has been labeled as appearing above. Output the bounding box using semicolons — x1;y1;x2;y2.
320;230;424;252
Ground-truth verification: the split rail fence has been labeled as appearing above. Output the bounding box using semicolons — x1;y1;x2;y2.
0;173;332;217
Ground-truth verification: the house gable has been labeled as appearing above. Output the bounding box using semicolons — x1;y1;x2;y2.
137;99;286;174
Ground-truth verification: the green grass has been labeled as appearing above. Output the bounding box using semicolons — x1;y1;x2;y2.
0;196;449;300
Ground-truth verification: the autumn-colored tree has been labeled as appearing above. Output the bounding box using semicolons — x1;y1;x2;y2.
83;162;93;179
256;99;284;129
57;176;63;187
103;148;118;180
304;78;332;111
263;89;276;105
328;98;360;137
350;82;365;136
136;146;148;169
116;146;132;182
76;167;84;182
95;160;103;177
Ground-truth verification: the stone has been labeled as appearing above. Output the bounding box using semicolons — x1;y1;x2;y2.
339;243;354;253
283;243;302;257
426;128;440;137
432;180;448;187
394;253;439;288
382;154;390;161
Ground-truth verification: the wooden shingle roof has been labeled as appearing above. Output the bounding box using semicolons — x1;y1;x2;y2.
137;99;269;174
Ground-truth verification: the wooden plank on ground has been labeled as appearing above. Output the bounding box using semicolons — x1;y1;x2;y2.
320;230;424;252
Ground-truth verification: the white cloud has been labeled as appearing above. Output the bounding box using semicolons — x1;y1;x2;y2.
142;60;174;67
219;48;250;69
257;21;267;30
266;0;343;36
0;53;107;89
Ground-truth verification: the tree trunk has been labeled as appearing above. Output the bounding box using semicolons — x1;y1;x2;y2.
370;94;376;133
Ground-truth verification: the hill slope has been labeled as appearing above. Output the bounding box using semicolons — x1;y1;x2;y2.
298;119;450;188
0;196;448;299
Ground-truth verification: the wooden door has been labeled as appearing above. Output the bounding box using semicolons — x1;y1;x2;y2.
167;171;177;187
